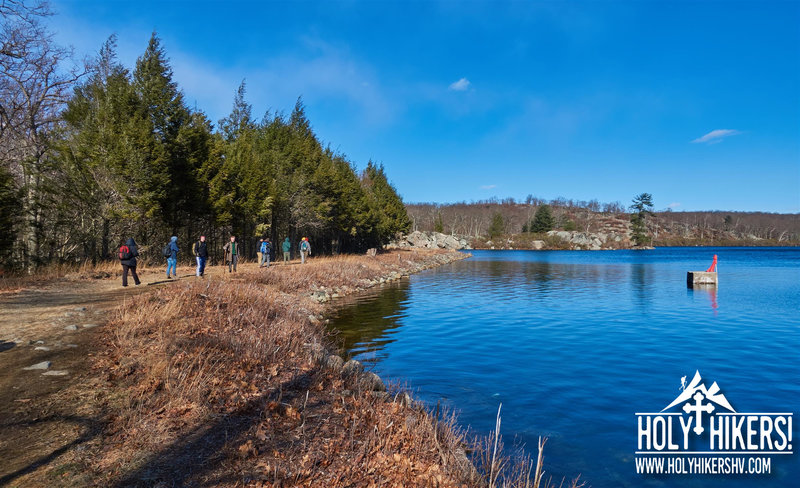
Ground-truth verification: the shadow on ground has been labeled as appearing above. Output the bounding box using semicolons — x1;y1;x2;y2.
0;414;101;486
111;372;315;487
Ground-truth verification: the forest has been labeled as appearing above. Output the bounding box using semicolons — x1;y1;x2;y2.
407;198;800;244
0;3;409;270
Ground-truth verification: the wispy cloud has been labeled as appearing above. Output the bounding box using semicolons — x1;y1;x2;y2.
692;129;741;144
480;184;497;190
448;77;471;91
667;202;681;209
164;37;401;128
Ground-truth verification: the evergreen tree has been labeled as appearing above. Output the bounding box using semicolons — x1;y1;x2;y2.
629;193;654;246
219;80;253;141
133;32;192;233
362;161;411;243
434;212;444;233
0;165;19;265
530;204;555;233
488;212;504;238
61;35;167;257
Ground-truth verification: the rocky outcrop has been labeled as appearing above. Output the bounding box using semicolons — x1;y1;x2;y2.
546;230;628;250
388;231;472;250
309;251;467;303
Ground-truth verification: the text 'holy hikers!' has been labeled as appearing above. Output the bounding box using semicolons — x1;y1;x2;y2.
635;371;794;477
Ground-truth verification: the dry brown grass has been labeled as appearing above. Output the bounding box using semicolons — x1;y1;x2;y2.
25;249;581;487
63;249;477;487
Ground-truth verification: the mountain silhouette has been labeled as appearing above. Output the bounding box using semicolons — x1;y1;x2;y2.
662;370;736;413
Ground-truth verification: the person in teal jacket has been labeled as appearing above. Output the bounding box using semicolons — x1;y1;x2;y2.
282;237;291;263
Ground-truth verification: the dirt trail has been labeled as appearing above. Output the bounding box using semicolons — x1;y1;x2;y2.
0;266;203;486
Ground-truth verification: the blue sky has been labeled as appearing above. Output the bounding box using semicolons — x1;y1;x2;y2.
48;1;800;212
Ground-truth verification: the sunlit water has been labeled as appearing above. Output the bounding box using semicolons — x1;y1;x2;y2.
328;248;800;487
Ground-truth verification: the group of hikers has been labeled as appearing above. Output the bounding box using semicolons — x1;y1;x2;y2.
117;235;312;287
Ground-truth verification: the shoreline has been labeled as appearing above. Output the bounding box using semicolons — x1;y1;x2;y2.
469;243;799;251
6;249;494;487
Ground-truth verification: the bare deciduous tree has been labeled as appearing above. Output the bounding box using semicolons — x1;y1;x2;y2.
1;0;85;267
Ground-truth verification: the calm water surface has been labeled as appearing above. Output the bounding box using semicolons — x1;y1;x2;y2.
328;248;800;487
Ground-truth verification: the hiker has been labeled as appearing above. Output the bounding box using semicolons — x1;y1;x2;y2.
223;235;238;272
282;237;291;263
119;237;141;287
193;235;208;277
260;238;272;268
299;237;311;264
256;238;264;268
166;236;179;279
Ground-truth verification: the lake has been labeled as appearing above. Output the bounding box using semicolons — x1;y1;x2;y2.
328;247;800;487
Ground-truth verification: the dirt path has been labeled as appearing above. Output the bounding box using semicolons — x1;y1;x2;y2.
0;265;215;486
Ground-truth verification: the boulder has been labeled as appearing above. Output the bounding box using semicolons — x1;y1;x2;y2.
324;354;344;372
361;372;386;392
342;359;364;376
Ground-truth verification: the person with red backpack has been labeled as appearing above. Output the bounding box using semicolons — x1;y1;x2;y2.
119;237;141;287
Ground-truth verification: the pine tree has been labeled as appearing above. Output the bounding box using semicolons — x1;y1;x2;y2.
630;193;654;246
488;212;504;238
530;204;555;233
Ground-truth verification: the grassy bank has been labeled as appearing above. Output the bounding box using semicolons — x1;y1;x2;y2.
8;250;582;487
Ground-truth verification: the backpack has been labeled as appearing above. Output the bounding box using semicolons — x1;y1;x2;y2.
162;244;172;258
301;241;309;251
119;245;132;261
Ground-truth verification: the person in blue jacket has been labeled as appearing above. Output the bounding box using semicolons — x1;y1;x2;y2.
166;236;179;279
260;238;272;268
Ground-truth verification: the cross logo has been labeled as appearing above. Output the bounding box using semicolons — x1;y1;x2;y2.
682;390;715;434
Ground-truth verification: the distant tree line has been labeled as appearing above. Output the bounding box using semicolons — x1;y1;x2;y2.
407;196;627;237
653;210;800;243
0;3;409;269
408;196;799;243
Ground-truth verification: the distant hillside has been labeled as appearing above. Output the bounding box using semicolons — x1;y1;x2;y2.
406;199;800;247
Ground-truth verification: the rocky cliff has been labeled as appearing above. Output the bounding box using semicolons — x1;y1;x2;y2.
388;231;472;250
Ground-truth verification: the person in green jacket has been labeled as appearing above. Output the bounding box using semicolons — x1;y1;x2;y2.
223;235;238;272
282;237;291;264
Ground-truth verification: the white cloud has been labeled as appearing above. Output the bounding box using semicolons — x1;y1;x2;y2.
448;77;471;91
691;129;741;144
480;184;497;190
667;202;681;209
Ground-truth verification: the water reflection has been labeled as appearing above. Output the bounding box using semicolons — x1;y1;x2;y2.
328;280;410;365
689;285;719;313
630;262;653;311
